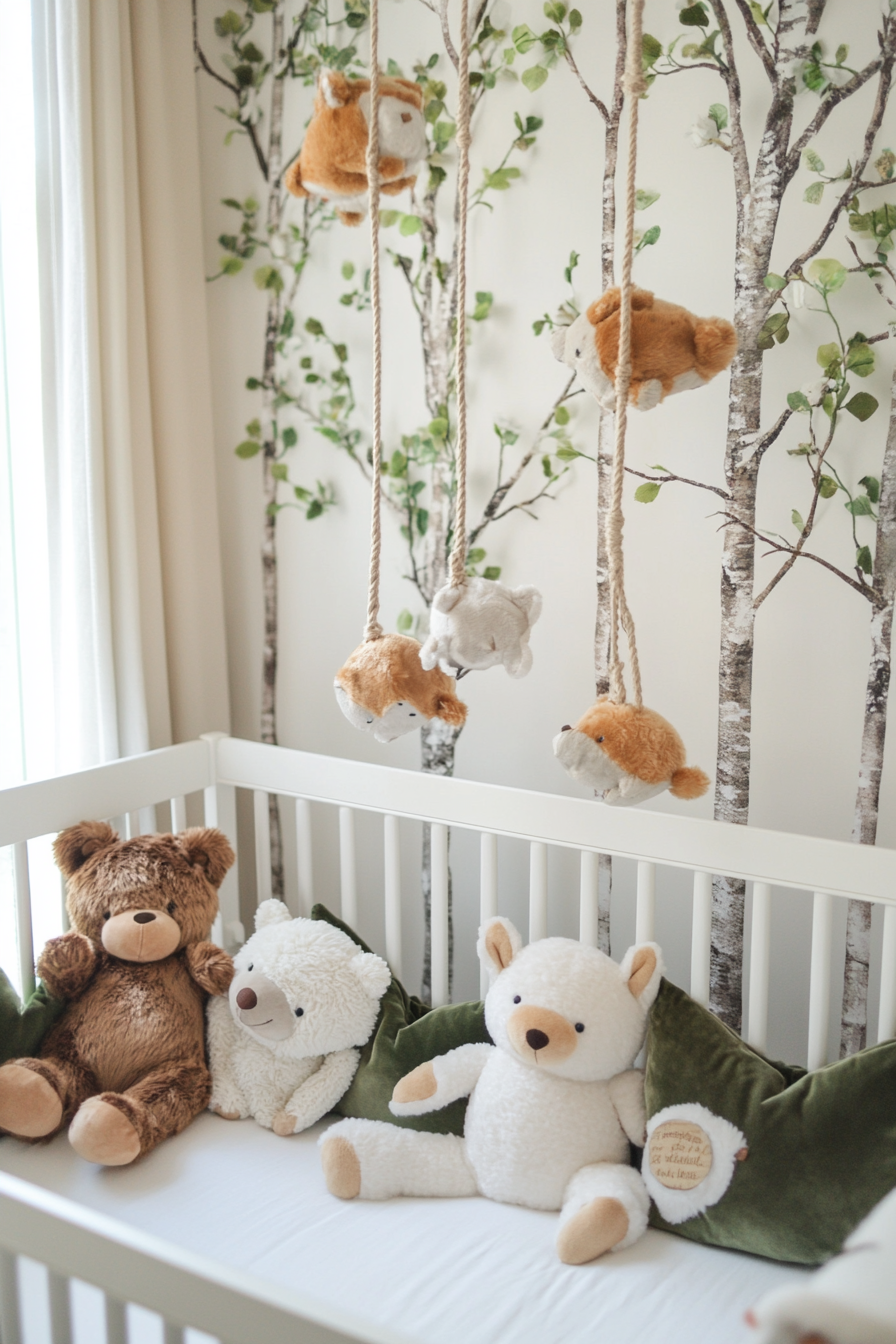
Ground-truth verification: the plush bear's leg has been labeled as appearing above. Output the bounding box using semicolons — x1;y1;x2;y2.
320;1118;478;1202
69;1060;211;1166
0;1054;96;1140
556;1163;650;1265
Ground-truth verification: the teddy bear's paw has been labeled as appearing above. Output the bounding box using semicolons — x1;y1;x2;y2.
36;932;97;999
391;1060;437;1111
272;1110;297;1137
556;1197;629;1265
69;1097;141;1166
210;1105;242;1121
186;942;235;996
321;1135;361;1199
0;1064;63;1138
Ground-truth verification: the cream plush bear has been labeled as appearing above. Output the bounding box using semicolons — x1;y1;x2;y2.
420;577;543;679
207;901;390;1136
320;918;663;1265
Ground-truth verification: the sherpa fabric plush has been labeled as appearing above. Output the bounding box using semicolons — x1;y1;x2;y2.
285;69;427;225
554;698;709;806
0;823;235;1166
552;287;737;413
207;900;391;1135
644;979;896;1265
334;633;467;743
0;969;64;1066
321;917;664;1265
420;578;543;679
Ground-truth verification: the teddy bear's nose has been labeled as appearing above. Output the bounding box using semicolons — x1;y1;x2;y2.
236;988;257;1010
561;724;571;732
133;912;156;924
526;1028;549;1052
401;112;412;123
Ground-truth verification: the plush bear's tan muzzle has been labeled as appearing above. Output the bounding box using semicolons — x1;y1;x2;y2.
507;1006;578;1065
101;910;181;962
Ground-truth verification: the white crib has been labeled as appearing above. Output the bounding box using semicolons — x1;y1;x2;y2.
1;733;894;1344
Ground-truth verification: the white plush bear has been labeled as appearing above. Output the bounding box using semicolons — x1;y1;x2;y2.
320;917;663;1264
207;901;390;1136
419;577;542;679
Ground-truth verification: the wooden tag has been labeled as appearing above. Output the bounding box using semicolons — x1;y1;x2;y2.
648;1119;713;1190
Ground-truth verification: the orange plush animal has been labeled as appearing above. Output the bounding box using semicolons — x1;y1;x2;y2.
335;633;467;742
553;698;709;806
552;288;737;413
285;70;427;226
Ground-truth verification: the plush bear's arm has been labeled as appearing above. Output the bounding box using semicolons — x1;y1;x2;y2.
185;942;235;997
272;1048;360;1136
608;1069;647;1147
36;932;98;1001
603;775;670;807
206;997;250;1120
389;1042;494;1118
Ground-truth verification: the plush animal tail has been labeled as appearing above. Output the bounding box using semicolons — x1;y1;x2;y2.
435;694;467;727
693;318;738;379
337;210;365;227
284;159;309;199
669;766;710;800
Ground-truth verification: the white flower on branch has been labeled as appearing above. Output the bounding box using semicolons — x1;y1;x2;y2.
241;88;261;126
801;376;834;406
787;280;809;309
687;114;718;148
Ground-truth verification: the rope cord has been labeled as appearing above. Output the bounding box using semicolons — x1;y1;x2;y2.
448;0;472;591
364;0;384;641
606;0;646;707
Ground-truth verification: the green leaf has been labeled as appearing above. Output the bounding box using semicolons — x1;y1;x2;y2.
859;474;880;503
305;317;324;336
542;454;553;478
846;343;874;377
641;33;662;63
635;481;661;503
803;180;825;205
512;24;539;53
818;475;838;498
856;545;873;575
235;440;261;458
341;261;355;280
544;1;566;20
334;343;348;363
484;166;522;190
802;62;828;93
555;445;580;461
816;341;841;368
846;495;875;516
215;10;243;36
803;148;825;173
472;291;493;321
807;257;846;292
569;9;583;29
306;499;323;520
416;508;429;536
399;214;422;236
635;189;660;211
875;148;896;182
787;390;812;413
389;450;408;477
282;426;298;449
483;566;502;581
791;508;805;531
271;462;289;481
467;547;486;565
845;392;879;421
764;273;787;290
220;257;243;275
522;64;548;92
554;405;570;425
379;210;400;228
635;224;661;252
429;417;449;440
835;44;848;65
708;103;728;132
246;376;261;389
680;3;709;25
246;418;262;438
254;264;283;294
396;609;414;633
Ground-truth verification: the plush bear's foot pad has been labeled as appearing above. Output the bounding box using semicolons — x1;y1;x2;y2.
69;1097;141;1166
273;1111;295;1137
556;1197;629;1265
211;1106;242;1121
321;1136;361;1199
0;1065;63;1138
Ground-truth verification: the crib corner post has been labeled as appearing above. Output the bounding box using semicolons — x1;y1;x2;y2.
200;733;243;952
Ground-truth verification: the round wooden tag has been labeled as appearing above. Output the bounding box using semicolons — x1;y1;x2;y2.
648;1119;713;1190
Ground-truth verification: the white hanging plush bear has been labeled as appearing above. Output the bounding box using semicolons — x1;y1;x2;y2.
320;917;663;1265
419;577;543;678
207;901;390;1136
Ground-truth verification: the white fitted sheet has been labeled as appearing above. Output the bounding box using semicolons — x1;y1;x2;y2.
0;1112;808;1344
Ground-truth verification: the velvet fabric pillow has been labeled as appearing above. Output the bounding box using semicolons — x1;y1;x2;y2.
0;968;64;1065
311;904;490;1133
644;979;896;1265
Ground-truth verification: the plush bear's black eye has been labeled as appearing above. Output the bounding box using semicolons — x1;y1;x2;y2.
103;911;111;921
167;901;176;915
513;995;521;1004
575;1023;585;1033
597;736;604;743
248;964;253;971
575;348;581;357
294;1007;304;1017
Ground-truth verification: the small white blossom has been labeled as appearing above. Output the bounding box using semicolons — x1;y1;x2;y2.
688;115;717;148
787;280;808;309
241;88;261;126
801;377;832;406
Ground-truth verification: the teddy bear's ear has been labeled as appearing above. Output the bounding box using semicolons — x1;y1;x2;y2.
619;942;664;1006
319;69;349;108
550;325;568;362
53;821;118;877
351;951;391;1001
179;828;235;887
432;585;463;614
510;586;543;622
477;916;523;981
255;899;292;930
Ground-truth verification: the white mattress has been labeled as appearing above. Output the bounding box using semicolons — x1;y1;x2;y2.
0;1113;808;1344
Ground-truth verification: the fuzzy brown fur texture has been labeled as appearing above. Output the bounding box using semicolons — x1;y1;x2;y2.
336;633;467;724
576;700;709;799
285;70;424;225
0;825;235;1165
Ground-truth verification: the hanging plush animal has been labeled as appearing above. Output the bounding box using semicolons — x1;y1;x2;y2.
553;698;709;806
420;577;542;679
552;287;737;413
285;70;427;226
335;633;467;743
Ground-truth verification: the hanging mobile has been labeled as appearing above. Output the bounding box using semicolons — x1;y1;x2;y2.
553;0;709;807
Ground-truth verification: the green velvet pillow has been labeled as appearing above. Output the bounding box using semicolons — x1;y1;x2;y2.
0;968;64;1064
644;979;896;1265
311;904;490;1133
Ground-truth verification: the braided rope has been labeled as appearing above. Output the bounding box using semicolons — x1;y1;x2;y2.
448;0;472;590
364;0;384;641
606;0;646;707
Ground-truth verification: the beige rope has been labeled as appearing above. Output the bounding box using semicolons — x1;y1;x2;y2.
605;0;646;707
448;0;472;591
364;0;384;641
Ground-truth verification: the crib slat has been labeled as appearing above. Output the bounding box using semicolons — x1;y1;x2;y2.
253;791;272;904
13;843;34;1001
0;1249;21;1344
104;1296;127;1344
203;766;241;946
690;871;712;1006
295;799;313;917
807;891;833;1070
384;815;401;979
339;808;357;929
480;833;498;997
747;883;771;1054
48;1270;72;1344
878;904;896;1043
163;1323;186;1344
636;862;656;944
579;851;599;948
170;795;187;832
125;811;140;839
529;842;547;943
431;823;449;1007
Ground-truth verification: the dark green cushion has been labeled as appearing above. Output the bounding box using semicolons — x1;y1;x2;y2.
311;904;490;1133
0;968;64;1064
645;979;896;1264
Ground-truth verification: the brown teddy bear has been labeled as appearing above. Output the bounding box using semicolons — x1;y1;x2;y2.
285;69;427;225
0;823;235;1165
335;633;467;742
552;288;737;413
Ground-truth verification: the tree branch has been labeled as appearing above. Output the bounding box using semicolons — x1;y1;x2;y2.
191;0;269;180
732;0;776;82
707;0;752;200
753;406;794;464
563;45;609;122
624;465;730;500
716;512;874;602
